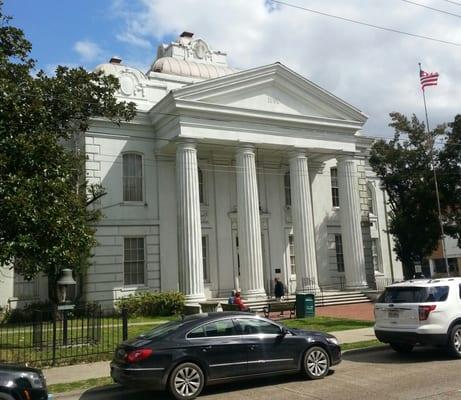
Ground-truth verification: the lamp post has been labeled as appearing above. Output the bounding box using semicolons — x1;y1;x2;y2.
57;269;76;346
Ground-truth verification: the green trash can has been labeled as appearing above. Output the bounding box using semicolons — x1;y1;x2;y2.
296;293;315;318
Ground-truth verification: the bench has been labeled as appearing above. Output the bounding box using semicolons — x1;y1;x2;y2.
263;301;295;318
221;303;240;311
221;303;254;312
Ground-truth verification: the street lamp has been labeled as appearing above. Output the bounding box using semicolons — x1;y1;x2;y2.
57;269;76;346
57;269;76;304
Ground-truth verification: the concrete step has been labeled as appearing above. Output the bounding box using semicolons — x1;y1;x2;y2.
213;291;372;311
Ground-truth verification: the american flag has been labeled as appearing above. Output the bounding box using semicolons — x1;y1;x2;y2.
420;69;439;90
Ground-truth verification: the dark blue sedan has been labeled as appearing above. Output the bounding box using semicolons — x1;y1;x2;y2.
111;312;341;400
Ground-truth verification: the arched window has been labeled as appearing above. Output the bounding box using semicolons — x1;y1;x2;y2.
123;153;143;202
284;172;291;207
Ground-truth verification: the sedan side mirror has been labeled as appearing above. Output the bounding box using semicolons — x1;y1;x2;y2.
279;326;288;336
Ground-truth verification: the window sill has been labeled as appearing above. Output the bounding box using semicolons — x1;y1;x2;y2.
119;285;148;291
121;202;148;207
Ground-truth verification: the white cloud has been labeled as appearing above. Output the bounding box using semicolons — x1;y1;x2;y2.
110;0;461;137
116;32;152;48
74;40;103;61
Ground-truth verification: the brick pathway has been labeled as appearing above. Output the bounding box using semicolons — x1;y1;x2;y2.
315;302;375;321
266;302;375;321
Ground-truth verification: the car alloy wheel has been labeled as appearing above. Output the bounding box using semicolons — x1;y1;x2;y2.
169;362;204;400
449;325;461;358
304;346;330;380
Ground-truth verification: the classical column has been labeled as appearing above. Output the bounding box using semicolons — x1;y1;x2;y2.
337;155;368;289
176;141;206;303
289;151;320;293
236;145;266;298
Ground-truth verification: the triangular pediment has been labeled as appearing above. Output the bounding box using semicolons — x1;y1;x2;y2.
171;63;367;124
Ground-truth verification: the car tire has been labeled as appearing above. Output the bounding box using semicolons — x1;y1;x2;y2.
303;346;330;380
168;362;205;400
389;342;414;353
448;324;461;358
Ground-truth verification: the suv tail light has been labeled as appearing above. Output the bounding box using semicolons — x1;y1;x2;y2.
419;305;436;321
125;348;153;363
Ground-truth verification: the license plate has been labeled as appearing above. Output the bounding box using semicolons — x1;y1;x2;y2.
388;309;399;318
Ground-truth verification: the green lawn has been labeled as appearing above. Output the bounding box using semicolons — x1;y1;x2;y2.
283;316;374;332
0;315;178;367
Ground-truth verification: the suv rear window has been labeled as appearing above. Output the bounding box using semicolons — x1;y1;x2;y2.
378;286;449;303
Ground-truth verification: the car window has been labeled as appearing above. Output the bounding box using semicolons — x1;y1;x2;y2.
235;318;281;335
138;320;184;339
459;284;461;300
378;286;449;303
188;319;237;338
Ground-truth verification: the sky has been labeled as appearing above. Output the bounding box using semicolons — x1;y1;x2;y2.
4;0;461;137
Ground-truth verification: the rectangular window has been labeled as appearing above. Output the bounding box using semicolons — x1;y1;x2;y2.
124;237;145;285
198;168;204;204
202;236;209;283
434;258;457;274
289;234;296;275
371;238;382;272
284;172;291;207
335;234;345;272
123;153;143;202
331;167;339;207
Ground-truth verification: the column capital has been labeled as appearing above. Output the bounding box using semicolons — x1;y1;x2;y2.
288;150;307;160
336;153;361;163
236;143;255;155
176;140;197;152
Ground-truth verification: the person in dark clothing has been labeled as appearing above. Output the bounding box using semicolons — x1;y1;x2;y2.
274;277;285;301
228;290;236;304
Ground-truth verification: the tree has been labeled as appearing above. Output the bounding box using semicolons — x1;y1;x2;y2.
0;3;136;301
438;115;461;247
369;112;444;279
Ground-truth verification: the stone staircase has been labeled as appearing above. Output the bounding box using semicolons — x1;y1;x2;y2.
214;290;372;313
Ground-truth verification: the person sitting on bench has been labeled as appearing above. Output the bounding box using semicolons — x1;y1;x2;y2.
234;291;249;311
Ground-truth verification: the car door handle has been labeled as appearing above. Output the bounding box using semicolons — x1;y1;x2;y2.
248;345;257;351
202;346;212;352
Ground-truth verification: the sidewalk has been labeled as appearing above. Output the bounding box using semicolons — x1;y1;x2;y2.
44;326;377;385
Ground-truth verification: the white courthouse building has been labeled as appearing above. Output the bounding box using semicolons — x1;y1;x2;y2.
0;32;403;309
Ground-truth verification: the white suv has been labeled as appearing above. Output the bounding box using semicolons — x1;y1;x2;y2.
374;277;461;357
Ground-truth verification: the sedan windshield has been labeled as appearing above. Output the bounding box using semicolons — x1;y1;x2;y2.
138;320;184;340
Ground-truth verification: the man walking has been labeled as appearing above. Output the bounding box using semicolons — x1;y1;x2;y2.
274;277;285;301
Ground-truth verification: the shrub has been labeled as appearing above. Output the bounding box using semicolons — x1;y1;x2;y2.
2;301;55;324
116;291;185;317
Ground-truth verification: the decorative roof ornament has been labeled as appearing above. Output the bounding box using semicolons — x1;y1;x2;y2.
150;32;237;79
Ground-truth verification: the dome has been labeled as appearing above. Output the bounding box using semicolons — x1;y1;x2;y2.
151;57;236;79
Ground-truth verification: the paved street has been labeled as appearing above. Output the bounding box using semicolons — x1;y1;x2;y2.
57;347;461;400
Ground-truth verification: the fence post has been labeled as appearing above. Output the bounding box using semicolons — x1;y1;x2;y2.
52;308;57;366
122;307;128;341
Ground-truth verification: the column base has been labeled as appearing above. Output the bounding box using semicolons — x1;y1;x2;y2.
242;287;267;300
344;282;369;290
185;293;207;306
296;286;321;295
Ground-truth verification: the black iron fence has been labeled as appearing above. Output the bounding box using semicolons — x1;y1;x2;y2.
0;304;128;367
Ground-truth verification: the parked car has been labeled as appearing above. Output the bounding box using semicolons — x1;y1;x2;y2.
374;277;461;356
0;363;50;400
111;312;341;400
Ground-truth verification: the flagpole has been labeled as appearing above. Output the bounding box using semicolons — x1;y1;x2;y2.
419;63;450;277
